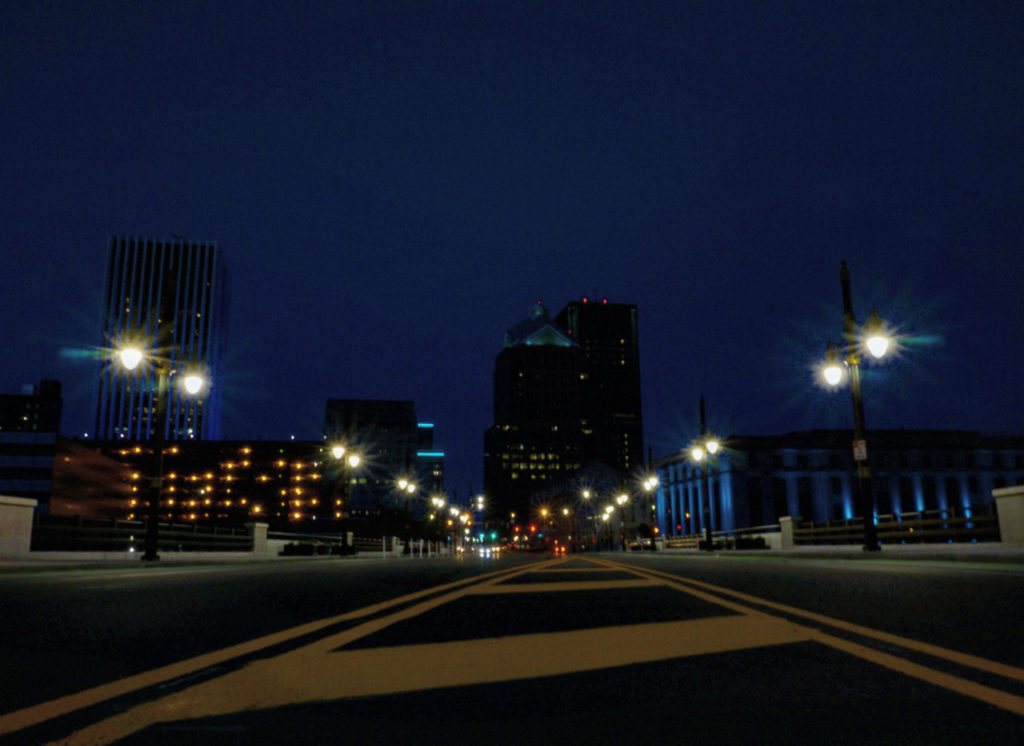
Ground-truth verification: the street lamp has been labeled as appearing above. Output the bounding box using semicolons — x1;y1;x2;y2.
688;395;719;552
578;489;595;551
642;475;659;550
615;492;629;551
329;444;361;549
820;261;894;552
474;494;487;541
396;476;418;552
427;493;447;554
117;342;206;562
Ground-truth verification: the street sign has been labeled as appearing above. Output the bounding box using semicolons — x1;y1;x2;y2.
852;440;867;462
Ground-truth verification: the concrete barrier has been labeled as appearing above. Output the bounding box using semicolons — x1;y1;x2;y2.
247;522;269;554
779;516;801;549
0;496;37;559
994;485;1024;546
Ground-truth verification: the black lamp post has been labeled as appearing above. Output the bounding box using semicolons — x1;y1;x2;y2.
330;445;361;550
822;261;892;552
689;395;720;552
118;268;206;562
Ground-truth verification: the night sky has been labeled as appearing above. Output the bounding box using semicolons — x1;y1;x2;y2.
3;1;1022;501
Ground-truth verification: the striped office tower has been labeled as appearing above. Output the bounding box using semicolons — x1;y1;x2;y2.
95;236;229;441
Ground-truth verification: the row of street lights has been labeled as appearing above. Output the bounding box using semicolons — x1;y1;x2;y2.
116;260;891;559
572;475;659;551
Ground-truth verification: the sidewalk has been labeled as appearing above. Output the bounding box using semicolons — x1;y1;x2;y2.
659;542;1024;565
0;553;359;573
4;543;1024;573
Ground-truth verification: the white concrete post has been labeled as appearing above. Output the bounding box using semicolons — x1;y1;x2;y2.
246;522;269;556
779;516;801;550
0;496;37;559
994;486;1024;546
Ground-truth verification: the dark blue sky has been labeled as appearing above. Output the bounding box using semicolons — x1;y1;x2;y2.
2;1;1022;500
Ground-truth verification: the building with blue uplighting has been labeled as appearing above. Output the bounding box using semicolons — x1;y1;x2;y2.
654;430;1024;537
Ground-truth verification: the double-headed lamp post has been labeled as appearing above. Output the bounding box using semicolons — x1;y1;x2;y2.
429;494;447;550
615;492;630;550
821;261;893;552
641;475;660;548
118;343;206;562
601;506;614;549
330;445;361;546
397;477;418;551
689;396;720;552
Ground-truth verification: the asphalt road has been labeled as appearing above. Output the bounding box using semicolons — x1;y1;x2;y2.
1;552;1021;745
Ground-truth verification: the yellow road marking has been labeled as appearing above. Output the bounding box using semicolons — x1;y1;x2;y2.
0;562;539;738
52;615;810;746
815;631;1024;716
600;559;1024;684
472;578;661;593
599;558;1024;715
529;566;627;573
6;554;1022;744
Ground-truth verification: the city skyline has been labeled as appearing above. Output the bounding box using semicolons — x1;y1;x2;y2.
2;2;1021;499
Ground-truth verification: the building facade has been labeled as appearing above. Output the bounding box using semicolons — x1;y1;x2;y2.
94;236;229;441
0;380;63;509
653;430;1024;537
484;304;585;522
81;439;330;528
484;300;645;525
555;299;643;474
323;399;443;517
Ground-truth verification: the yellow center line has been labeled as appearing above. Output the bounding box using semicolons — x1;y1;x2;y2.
52;616;811;746
529;566;628;573
599;558;1024;715
0;561;542;738
14;554;1024;743
470;578;663;593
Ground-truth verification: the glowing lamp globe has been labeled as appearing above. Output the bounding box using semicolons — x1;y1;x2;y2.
182;374;205;395
823;364;843;386
865;335;890;359
120;347;144;371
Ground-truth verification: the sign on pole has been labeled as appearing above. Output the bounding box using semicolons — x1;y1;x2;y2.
852;440;868;462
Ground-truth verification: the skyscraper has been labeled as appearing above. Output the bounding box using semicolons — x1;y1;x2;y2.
484;300;645;524
555;299;643;474
94;236;228;441
484;304;585;521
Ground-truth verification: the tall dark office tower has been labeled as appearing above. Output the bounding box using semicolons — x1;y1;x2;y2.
484;304;585;521
556;299;643;474
94;237;228;441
